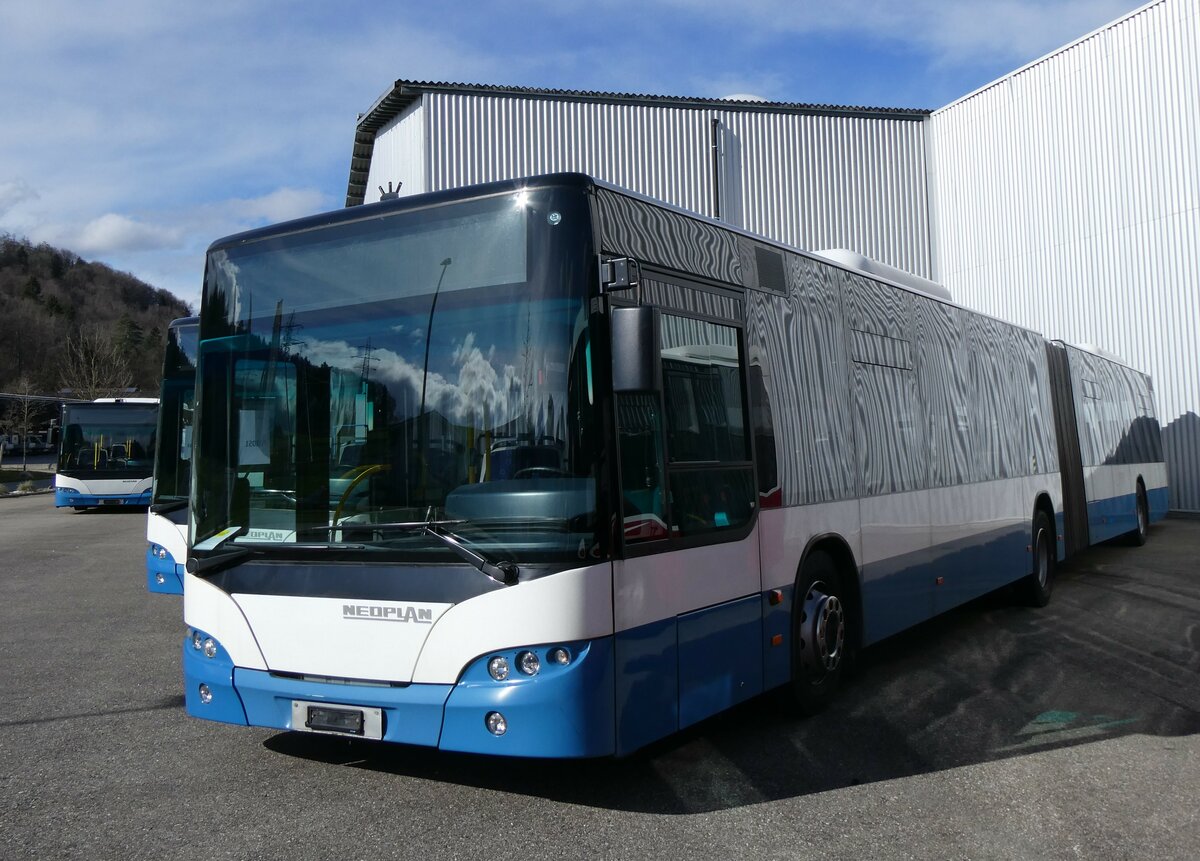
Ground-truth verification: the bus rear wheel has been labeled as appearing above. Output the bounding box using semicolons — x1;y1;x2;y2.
1022;510;1055;607
1126;483;1149;546
787;551;847;715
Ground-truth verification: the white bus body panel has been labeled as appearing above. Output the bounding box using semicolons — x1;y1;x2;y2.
55;474;153;497
612;527;759;634
231;593;454;684
184;574;268;670
146;512;187;563
412;562;613;683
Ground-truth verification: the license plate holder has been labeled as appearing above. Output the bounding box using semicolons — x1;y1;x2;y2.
291;700;383;740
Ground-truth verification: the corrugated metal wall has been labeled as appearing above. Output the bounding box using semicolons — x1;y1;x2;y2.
365;101;426;199
367;93;932;279
929;0;1199;510
721;112;931;277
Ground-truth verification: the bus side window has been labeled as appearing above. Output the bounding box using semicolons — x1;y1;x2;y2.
618;393;668;542
659;315;754;537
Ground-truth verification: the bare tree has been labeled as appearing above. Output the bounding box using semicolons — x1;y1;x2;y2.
58;327;134;402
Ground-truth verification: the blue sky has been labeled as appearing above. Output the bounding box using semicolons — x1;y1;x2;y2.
0;0;1143;310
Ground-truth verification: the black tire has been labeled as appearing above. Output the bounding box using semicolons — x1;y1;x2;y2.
1126;483;1149;547
1022;510;1055;607
786;551;849;715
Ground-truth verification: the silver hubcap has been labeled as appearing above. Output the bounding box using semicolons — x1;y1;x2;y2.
799;582;845;675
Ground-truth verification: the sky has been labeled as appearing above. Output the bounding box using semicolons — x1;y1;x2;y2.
0;0;1146;311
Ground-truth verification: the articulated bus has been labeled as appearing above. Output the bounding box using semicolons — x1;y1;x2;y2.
55;398;158;510
183;174;1167;757
147;316;200;594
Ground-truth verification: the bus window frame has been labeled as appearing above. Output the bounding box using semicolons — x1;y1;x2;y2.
613;271;758;559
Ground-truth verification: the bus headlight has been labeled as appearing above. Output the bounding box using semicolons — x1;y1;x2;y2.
198;683;213;704
202;638;218;659
485;711;507;735
487;656;509;681
516;650;540;676
547;647;571;666
191;630;203;651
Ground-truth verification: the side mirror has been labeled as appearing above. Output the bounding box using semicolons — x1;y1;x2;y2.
611;306;661;393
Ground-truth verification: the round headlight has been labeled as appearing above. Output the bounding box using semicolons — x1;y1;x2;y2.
154;572;166;585
548;647;572;666
198;683;213;704
487;656;509;681
157;546;168;560
191;630;203;650
485;711;507;736
516;650;540;676
202;638;218;659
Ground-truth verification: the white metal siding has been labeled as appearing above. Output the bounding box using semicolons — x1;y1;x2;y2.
400;93;931;278
930;0;1200;509
721;111;930;277
364;100;427;200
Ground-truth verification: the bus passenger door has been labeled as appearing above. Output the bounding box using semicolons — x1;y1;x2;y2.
611;307;762;754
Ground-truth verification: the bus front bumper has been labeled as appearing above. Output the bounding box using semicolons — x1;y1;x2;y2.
55;488;152;508
182;634;615;758
145;546;184;594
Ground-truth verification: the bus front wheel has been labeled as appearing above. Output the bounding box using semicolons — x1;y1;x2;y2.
786;551;848;715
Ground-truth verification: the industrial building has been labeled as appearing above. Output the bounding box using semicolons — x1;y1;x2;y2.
344;0;1198;510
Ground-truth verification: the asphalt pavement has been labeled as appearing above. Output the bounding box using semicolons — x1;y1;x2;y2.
1;493;1197;860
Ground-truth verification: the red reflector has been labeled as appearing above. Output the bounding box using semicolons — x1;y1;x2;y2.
768;589;783;606
771;634;783;647
935;576;944;586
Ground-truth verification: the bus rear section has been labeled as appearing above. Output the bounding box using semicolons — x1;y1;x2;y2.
147;317;199;594
1047;341;1168;554
55;399;158;509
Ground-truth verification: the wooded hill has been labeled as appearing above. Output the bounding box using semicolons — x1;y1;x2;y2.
0;234;191;398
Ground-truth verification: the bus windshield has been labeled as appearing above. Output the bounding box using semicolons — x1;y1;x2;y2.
152;319;199;505
59;402;158;479
191;185;600;565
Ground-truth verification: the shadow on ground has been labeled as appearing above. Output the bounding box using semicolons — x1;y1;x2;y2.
264;527;1200;813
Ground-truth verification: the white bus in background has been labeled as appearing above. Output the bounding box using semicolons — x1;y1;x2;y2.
180;174;1166;757
55;398;158;510
146;316;199;594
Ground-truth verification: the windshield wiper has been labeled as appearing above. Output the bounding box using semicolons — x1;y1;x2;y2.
314;517;519;585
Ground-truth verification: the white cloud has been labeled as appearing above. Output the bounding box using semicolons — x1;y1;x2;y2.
0;178;39;221
225;188;329;225
652;0;1134;66
74;213;184;255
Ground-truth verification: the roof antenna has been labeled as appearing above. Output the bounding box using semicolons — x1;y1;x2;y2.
379;180;402;201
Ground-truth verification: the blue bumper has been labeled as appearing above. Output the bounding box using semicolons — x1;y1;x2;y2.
182;634;616;758
146;547;184;594
55;488;152;508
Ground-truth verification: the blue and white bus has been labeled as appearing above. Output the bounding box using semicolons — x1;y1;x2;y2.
55;398;158;509
147;316;199;594
182;174;1167;757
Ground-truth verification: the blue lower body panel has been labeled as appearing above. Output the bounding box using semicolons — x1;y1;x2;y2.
146;547;184;594
55;488;151;508
1148;486;1169;523
1087;492;1138;544
862;521;1032;645
183;634;616;758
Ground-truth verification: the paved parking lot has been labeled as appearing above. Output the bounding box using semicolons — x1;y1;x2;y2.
1;493;1197;860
